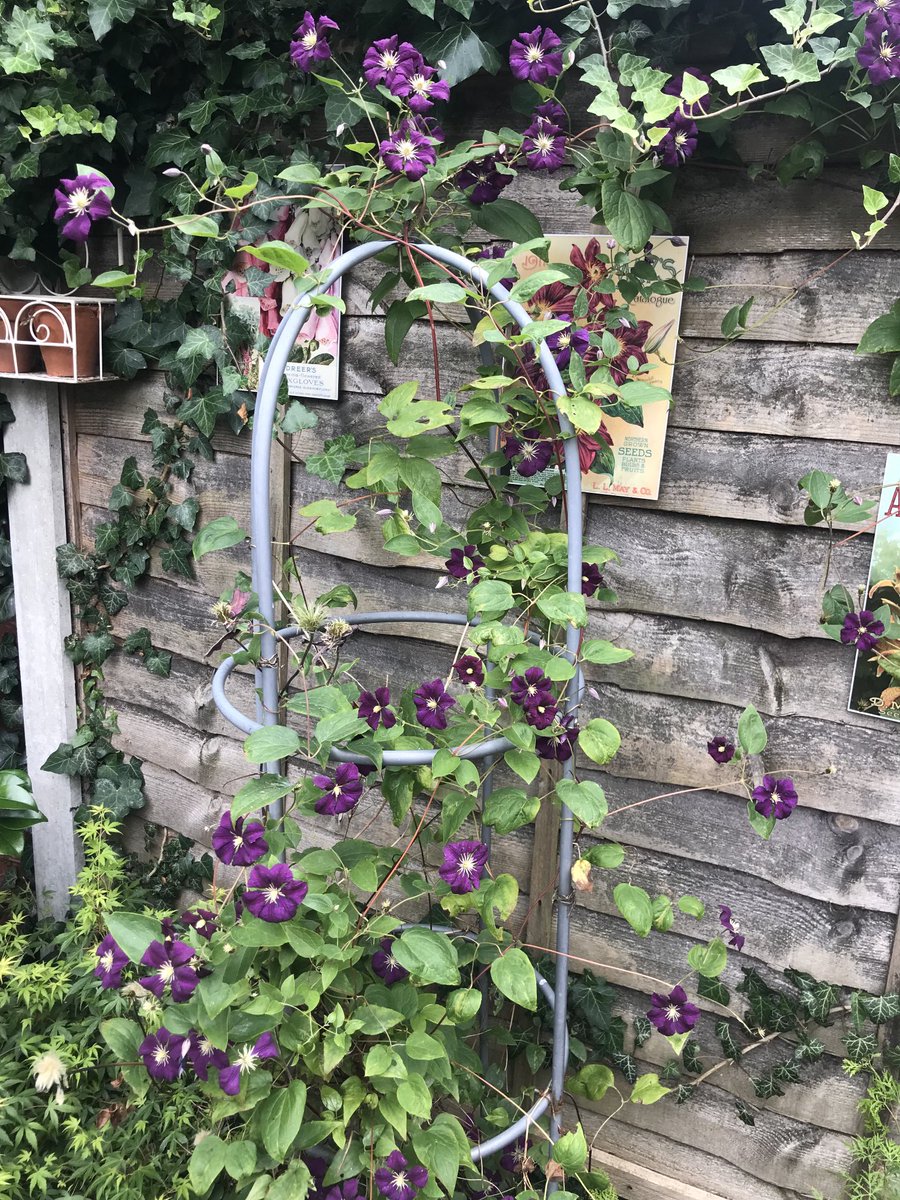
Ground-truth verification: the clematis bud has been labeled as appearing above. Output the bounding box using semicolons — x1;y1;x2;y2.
162;167;182;177
201;143;213;154
336;123;346;136
437;59;446;69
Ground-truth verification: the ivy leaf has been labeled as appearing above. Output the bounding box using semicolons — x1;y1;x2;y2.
180;387;231;437
697;975;730;1006
860;993;900;1024
711;63;768;94
87;0;138;39
161;538;193;579
174;326;225;387
0;7;58;73
168;498;200;531
91;759;144;818
419;24;500;86
760;43;821;84
306;435;357;485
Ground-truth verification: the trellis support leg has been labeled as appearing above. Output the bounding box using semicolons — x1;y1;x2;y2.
5;379;81;917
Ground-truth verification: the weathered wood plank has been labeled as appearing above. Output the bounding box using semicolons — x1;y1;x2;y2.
342;250;899;346
5;380;83;918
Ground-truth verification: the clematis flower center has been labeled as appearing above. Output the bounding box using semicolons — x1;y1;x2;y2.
301;30;318;48
391;1171;408;1190
332;785;343;796
158;961;176;983
236;1047;257;1073
233;835;244;849
100;950;114;971
396;138;419;161
880;41;895;61
67;187;93;214
152;1044;170;1065
458;853;477;876
410;75;430;94
665;1004;681;1021
198;1037;215;1056
525;45;544;62
379;51;398;69
534;133;555;152
427;698;438;709
263;885;284;905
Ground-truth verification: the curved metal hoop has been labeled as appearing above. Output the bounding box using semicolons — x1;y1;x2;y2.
210;239;583;1151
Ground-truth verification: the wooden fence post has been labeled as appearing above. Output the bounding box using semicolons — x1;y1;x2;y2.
5;379;81;917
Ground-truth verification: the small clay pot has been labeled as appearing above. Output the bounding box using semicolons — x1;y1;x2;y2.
0;298;40;374
31;303;101;379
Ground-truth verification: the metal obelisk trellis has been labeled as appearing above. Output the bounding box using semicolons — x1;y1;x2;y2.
211;241;583;1163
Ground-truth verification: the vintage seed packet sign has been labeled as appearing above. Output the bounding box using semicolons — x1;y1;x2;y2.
224;205;343;402
849;451;900;723
512;233;689;500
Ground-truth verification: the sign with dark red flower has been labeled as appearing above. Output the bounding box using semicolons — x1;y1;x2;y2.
849;450;900;722
513;232;689;500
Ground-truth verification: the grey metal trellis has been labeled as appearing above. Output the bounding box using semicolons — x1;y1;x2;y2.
211;240;583;1164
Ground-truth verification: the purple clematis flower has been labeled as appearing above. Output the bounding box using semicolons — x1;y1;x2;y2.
647;985;700;1035
227;587;250;618
503;433;554;477
841;609;885;651
439;839;489;894
372;937;409;984
858;15;900;82
243;863;309;922
357;686;396;731
326;1182;365;1200
533;98;567;127
181;908;218;940
363;36;423;90
396;64;450;112
547;318;591;368
500;1137;529;1173
663;69;714;116
186;1030;229;1080
522;122;567;170
218;1031;278;1096
719;905;745;952
752;775;798;821
313;762;364;815
445;544;484;580
581;562;605;597
854;0;900;18
139;1027;186;1082
94;934;128;989
509;26;564;83
535;715;579;761
510;667;555;710
139;938;199;1002
453;654;485;688
456;155;513;206
413;678;455;730
707;737;735;765
211;811;268;867
379;120;437;181
290;12;339;71
658;112;699;167
375;1151;429;1200
53;173;112;243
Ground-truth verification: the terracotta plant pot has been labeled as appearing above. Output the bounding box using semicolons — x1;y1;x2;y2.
0;298;40;374
31;303;101;379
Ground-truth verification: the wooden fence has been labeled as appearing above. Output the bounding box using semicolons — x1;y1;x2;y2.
44;117;900;1200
